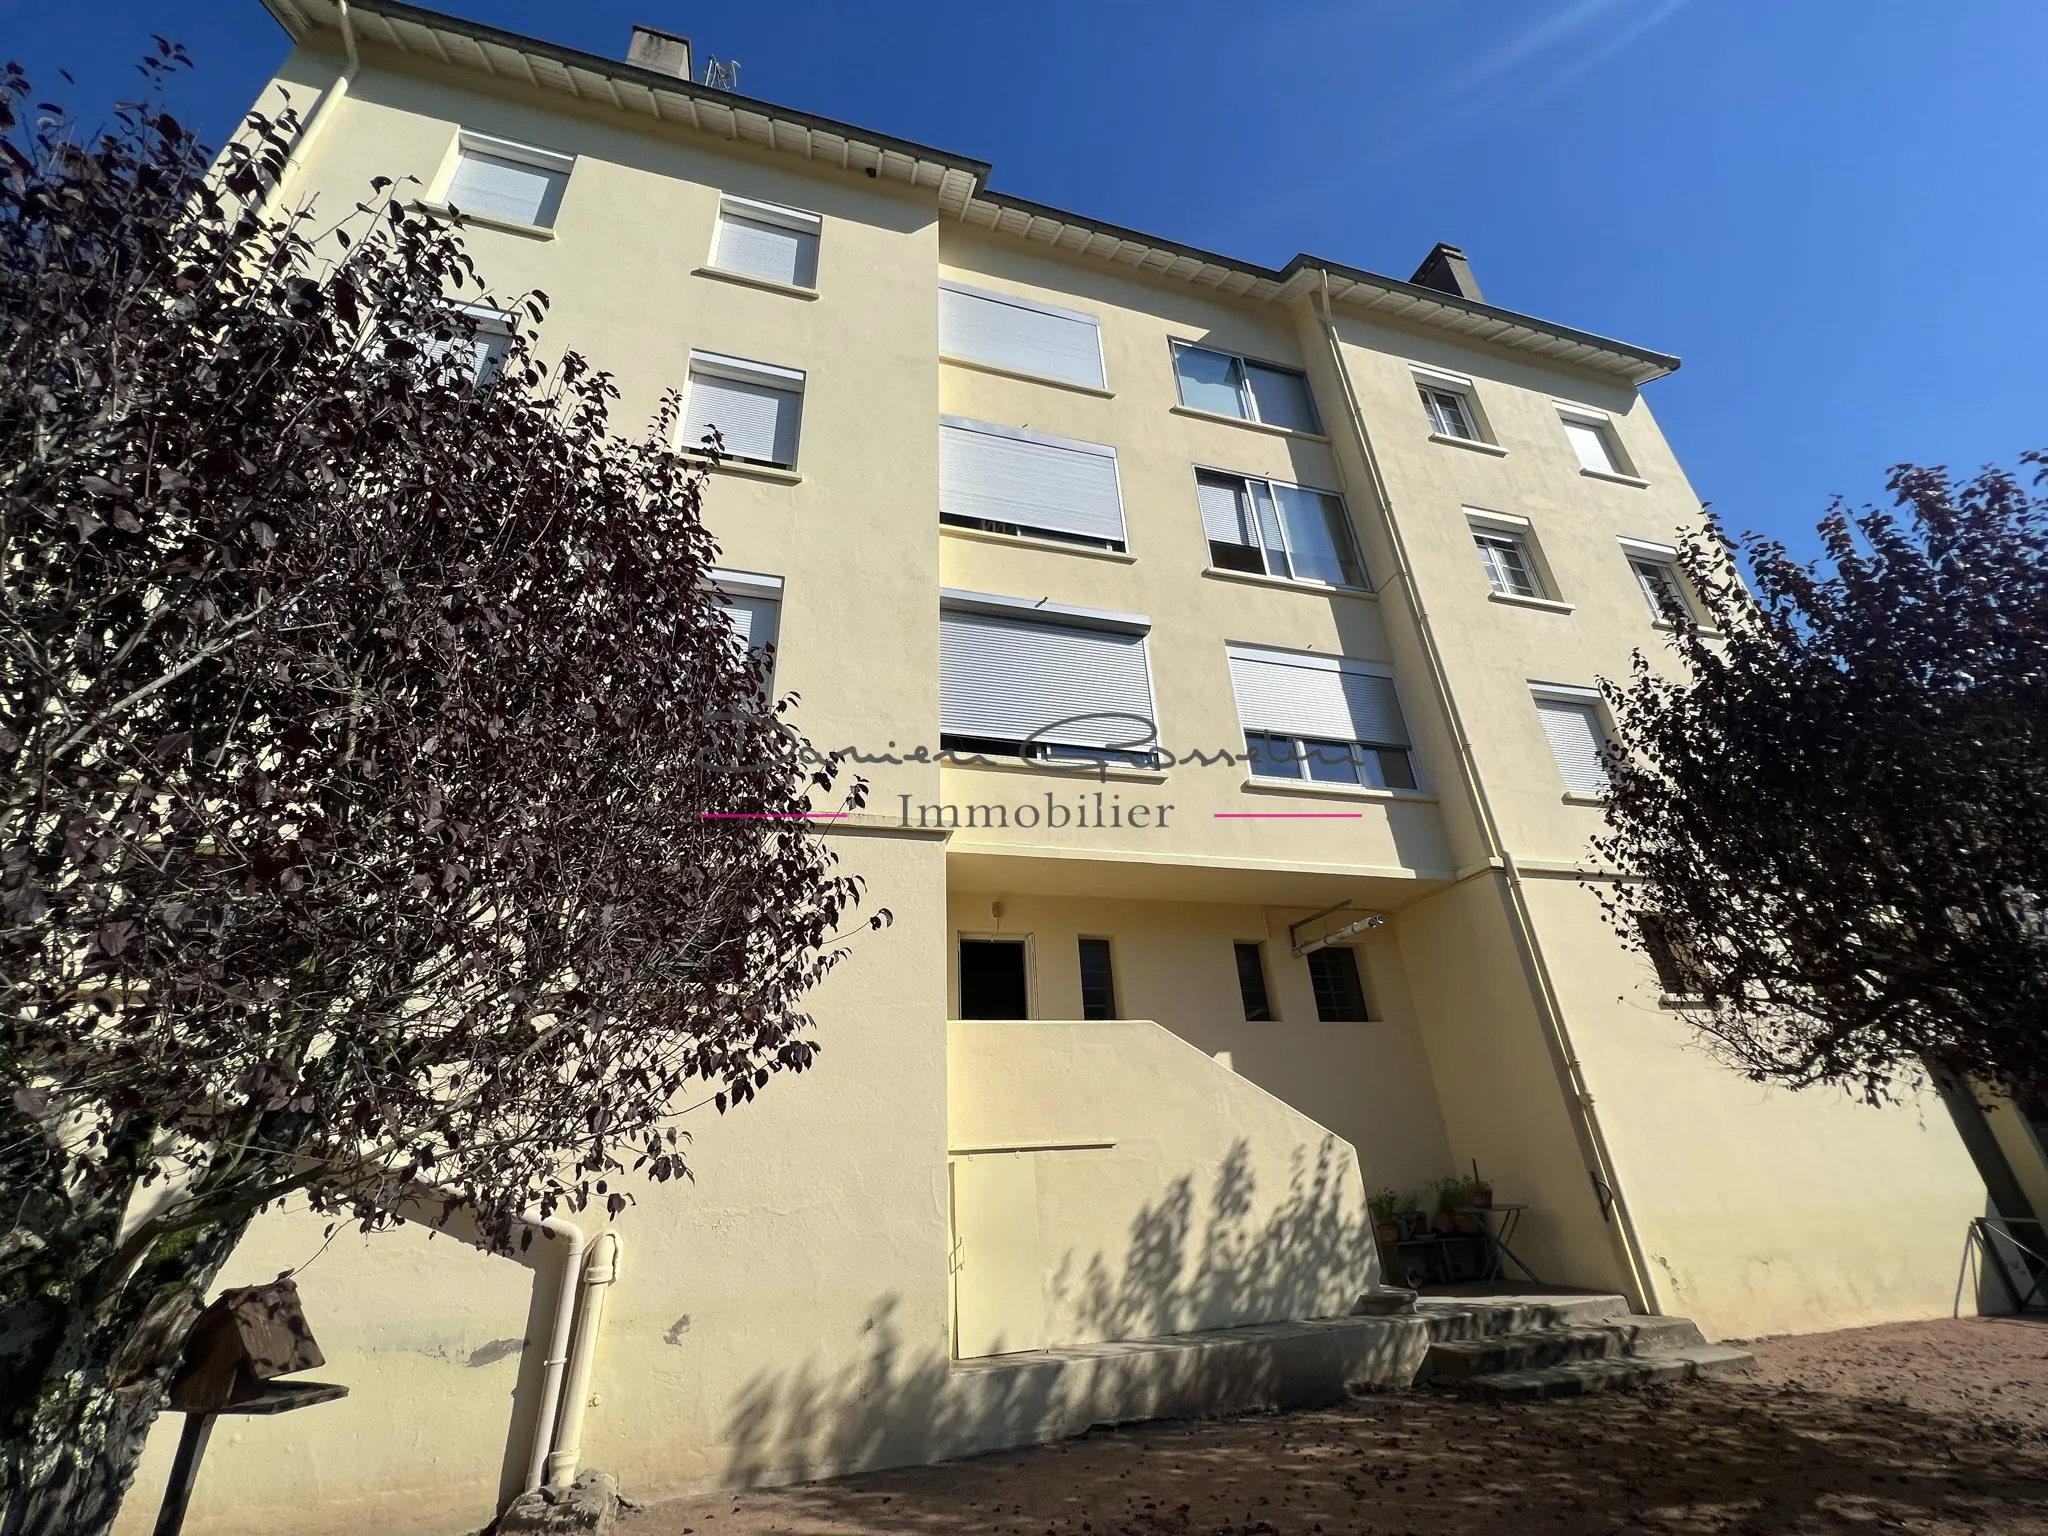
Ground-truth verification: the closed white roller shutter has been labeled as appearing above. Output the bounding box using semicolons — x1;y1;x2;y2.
714;209;819;288
941;610;1153;750
940;283;1105;389
939;419;1124;545
1196;472;1252;543
1535;695;1609;792
1563;419;1617;474
683;363;802;467
1227;648;1410;747
718;593;779;653
445;150;566;226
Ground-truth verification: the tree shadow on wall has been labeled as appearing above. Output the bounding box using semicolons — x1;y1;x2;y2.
716;1134;1388;1495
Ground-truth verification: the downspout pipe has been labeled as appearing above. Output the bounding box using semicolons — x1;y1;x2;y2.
544;1231;621;1488
1308;274;1661;1316
257;0;359;218
519;1215;586;1496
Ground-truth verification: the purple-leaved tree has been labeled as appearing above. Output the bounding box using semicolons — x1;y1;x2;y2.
1;49;879;1534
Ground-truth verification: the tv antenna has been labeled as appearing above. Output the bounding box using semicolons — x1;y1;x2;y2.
701;57;740;91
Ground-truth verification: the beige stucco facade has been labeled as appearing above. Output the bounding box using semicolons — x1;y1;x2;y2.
116;4;2006;1531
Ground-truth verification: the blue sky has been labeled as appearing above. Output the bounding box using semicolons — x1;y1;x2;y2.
5;0;2043;558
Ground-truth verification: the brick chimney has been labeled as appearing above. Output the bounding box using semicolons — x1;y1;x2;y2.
627;24;692;81
1409;243;1484;304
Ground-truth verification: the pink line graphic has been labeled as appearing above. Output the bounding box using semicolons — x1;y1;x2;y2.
699;811;849;820
1213;811;1362;819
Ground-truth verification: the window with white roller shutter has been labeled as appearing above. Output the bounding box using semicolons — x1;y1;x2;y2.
939;593;1157;763
940;418;1126;550
442;131;572;227
939;282;1105;389
680;352;805;468
708;570;783;694
711;195;820;289
1532;687;1611;795
1226;646;1416;791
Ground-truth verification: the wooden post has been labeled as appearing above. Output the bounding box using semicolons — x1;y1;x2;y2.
152;1413;216;1536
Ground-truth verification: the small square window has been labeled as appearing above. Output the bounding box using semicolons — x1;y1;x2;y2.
1533;690;1611;796
1419;385;1478;440
1630;557;1691;623
1234;942;1273;1021
681;352;805;469
1637;915;1710;999
1078;938;1117;1021
1561;414;1626;476
712;195;821;289
1307;946;1370;1022
443;133;572;228
419;305;515;388
1473;529;1543;599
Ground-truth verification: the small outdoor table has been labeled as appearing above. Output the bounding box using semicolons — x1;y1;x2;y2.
1461;1203;1540;1283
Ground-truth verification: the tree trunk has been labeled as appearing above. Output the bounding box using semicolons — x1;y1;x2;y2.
3;1216;250;1536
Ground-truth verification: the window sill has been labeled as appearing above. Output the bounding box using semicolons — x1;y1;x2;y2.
1201;567;1375;600
1240;779;1435;805
693;266;819;301
681;454;803;485
940;522;1137;563
1487;591;1575;615
1580;467;1650;488
940;754;1169;784
1428;433;1507;457
1561;790;1611;807
940;354;1114;398
1651;617;1720;636
415;201;556;241
1170;405;1330;443
1658;994;1712;1011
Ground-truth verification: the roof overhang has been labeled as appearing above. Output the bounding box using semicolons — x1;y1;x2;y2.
260;0;990;216
259;0;1679;385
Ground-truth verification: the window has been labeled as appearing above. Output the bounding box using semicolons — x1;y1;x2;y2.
1228;646;1417;792
1621;542;1692;624
1556;409;1622;475
1234;942;1273;1021
443;132;572;227
1419;386;1477;440
1196;471;1365;589
1470;523;1543;599
1532;687;1611;795
1078;939;1117;1020
711;195;820;289
940;282;1104;390
708;568;782;658
681;352;804;469
418;304;515;387
1637;915;1710;999
1171;343;1320;433
939;592;1157;764
959;939;1029;1019
940;418;1126;551
1307;947;1369;1022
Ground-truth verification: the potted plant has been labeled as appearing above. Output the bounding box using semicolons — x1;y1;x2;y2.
1368;1187;1401;1248
1398;1199;1430;1241
1436;1175;1480;1235
1468;1160;1494;1210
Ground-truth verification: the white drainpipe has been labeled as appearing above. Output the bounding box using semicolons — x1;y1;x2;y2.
544;1232;621;1489
518;1215;586;1496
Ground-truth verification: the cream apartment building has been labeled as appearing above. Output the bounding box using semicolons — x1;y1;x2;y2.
117;2;2015;1531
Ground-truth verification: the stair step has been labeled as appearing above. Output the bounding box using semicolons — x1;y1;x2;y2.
1413;1293;1631;1342
1352;1287;1419;1317
1425;1325;1623;1380
1448;1344;1757;1400
1610;1315;1708;1355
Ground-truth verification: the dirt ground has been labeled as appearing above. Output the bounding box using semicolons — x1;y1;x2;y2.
621;1316;2048;1536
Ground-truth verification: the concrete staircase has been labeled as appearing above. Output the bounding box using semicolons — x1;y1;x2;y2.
1409;1290;1754;1400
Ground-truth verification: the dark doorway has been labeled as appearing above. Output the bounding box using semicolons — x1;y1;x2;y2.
959;938;1029;1019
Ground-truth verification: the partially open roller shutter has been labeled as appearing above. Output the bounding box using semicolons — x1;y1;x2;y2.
1227;649;1410;747
941;610;1153;749
940;420;1124;545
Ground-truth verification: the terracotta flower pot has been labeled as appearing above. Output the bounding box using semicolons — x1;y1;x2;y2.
1453;1211;1481;1235
1376;1221;1400;1245
1431;1212;1457;1236
1470;1185;1494;1209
